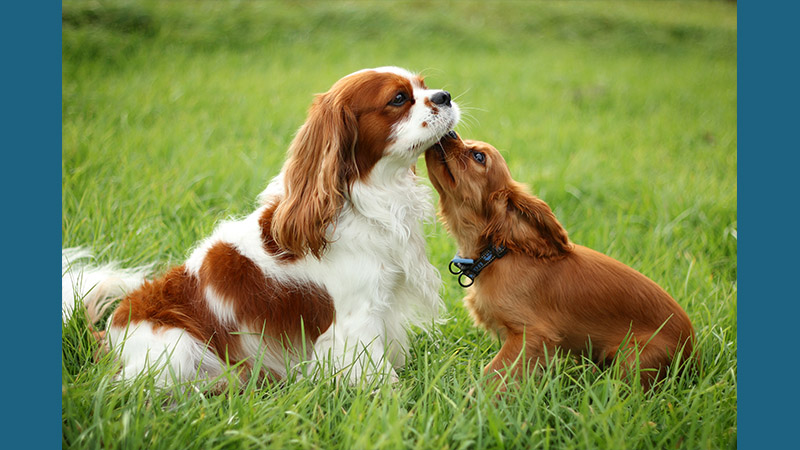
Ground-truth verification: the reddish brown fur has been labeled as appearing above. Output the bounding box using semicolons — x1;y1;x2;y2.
111;266;207;339
271;70;424;258
425;136;695;389
199;242;334;347
259;202;300;262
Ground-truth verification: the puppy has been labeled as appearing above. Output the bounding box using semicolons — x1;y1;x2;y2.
63;67;460;387
424;133;694;389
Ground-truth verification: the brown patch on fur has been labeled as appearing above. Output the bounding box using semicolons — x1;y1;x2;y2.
110;265;245;365
199;242;334;348
424;97;440;115
425;136;695;390
110;242;335;380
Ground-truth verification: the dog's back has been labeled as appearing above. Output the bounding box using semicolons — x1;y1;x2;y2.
541;245;694;382
473;242;694;388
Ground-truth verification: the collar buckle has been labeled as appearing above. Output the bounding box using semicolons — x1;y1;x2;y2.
448;243;507;288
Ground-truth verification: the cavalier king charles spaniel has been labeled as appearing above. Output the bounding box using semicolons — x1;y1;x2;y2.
63;67;460;387
424;133;694;389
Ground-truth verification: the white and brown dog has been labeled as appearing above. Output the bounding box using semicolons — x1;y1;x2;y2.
63;67;460;387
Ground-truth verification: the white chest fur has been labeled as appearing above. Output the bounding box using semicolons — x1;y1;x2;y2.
183;161;443;383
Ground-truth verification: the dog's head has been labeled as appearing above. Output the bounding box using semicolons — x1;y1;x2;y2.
272;67;460;258
425;133;570;258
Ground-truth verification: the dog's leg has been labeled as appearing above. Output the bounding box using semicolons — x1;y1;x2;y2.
624;337;682;391
483;333;538;389
603;332;678;391
107;321;225;388
312;319;399;385
484;328;559;389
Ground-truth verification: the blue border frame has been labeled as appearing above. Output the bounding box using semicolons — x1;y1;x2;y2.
4;2;62;448
10;1;790;448
738;1;797;449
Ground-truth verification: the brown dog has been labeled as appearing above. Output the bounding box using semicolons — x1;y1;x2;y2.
424;132;695;389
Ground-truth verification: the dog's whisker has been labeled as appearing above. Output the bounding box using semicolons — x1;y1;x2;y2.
452;88;472;102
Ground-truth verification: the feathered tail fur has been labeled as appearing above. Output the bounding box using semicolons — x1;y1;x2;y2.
61;247;152;324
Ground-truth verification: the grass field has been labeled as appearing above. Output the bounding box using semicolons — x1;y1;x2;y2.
62;1;737;449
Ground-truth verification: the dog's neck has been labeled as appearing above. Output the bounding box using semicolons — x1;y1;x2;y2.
349;160;435;231
439;194;573;261
439;205;493;260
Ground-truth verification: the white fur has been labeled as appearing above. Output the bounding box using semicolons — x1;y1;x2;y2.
62;247;151;323
204;286;238;327
107;321;225;388
64;68;459;387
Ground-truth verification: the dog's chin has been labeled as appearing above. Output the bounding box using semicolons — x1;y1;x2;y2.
425;140;457;192
440;130;459;144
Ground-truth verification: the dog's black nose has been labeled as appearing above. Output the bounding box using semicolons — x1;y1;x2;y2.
446;130;459;140
430;91;451;107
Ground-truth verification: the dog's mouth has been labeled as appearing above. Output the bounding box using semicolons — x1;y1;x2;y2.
430;130;458;183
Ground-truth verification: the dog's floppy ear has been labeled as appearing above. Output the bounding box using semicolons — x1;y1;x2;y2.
482;183;571;258
271;93;358;258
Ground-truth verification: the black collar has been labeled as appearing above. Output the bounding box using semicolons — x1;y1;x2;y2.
448;243;508;287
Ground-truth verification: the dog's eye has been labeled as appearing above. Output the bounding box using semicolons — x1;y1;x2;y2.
389;92;408;106
471;151;486;165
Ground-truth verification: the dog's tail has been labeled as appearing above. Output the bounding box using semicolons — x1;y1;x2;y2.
62;247;152;324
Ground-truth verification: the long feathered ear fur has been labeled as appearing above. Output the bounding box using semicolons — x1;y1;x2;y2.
271;93;358;258
482;182;572;258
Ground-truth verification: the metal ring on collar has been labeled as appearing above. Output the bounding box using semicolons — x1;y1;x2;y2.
458;273;474;288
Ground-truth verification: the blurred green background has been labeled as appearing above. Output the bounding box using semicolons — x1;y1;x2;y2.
62;1;737;449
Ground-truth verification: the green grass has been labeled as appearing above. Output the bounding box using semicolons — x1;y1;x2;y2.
62;1;737;449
